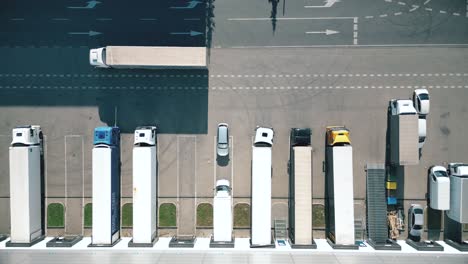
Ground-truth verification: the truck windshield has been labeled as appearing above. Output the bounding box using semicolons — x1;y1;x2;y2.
434;171;448;177
216;185;230;193
419;94;429;100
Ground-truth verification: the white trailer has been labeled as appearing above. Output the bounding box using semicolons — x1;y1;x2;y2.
389;100;419;165
89;46;208;69
8;126;43;245
326;145;355;245
92;145;120;245
251;127;274;246
429;166;450;211
131;127;158;246
447;163;468;223
213;180;232;242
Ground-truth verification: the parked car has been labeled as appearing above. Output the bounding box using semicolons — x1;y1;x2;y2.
418;117;426;149
408;204;424;241
216;123;229;157
413;89;430;115
429;166;450;210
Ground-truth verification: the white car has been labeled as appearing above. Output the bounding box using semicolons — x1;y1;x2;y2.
418;118;426;149
216;123;229;157
408;204;424;241
390;99;417;115
429;166;450;210
413;89;430;115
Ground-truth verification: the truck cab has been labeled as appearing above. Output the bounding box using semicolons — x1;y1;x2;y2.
290;128;311;147
11;125;41;146
89;48;108;68
390;99;417;115
93;126;120;146
215;179;231;197
134;126;157;146
254;127;274;147
326;126;351;146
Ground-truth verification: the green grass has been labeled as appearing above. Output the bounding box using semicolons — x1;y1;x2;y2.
159;203;176;227
122;203;133;227
233;203;250;228
84;203;92;228
312;204;325;228
196;203;213;227
47;203;64;228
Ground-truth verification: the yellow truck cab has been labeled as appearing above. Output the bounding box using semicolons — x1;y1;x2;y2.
326;126;351;146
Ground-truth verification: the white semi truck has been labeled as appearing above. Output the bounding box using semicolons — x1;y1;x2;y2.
213;179;233;243
288;128;314;247
389;99;419;166
8;126;44;246
131;126;158;246
447;163;468;223
251;126;274;247
91;127;121;246
325;126;355;247
89;46;208;69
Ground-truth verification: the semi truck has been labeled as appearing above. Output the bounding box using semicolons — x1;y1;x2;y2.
389;99;419;166
213;179;233;243
447;163;468;223
8;126;44;246
131;126;158;246
288;128;314;247
91;127;121;246
251;126;274;247
325;126;356;246
89;46;208;69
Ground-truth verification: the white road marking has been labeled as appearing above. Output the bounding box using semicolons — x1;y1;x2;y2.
365;16;374;19
423;0;431;5
228;17;356;21
425;8;432;11
410;5;420;12
394;12;402;16
353;17;358;45
440;10;447;14
453;13;460;16
398;2;406;5
379;14;388;18
52;18;70;21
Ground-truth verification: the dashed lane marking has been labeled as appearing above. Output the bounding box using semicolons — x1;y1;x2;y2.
1;85;467;90
1;73;467;78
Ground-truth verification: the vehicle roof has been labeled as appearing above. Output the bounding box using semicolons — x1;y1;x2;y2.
415;88;429;95
216;179;230;187
254;127;274;145
394;100;417;114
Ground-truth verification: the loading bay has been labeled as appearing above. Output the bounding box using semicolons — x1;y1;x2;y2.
1;0;468;263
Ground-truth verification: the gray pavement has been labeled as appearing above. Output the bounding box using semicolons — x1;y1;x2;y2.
0;45;468;240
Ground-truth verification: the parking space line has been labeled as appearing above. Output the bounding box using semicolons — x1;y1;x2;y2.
231;136;234;199
213;136;216;190
353;18;358;45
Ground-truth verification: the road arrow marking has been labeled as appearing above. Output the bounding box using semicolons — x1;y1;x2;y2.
170;30;203;36
170;0;202;9
68;31;102;36
305;0;340;8
306;29;340;35
68;0;101;9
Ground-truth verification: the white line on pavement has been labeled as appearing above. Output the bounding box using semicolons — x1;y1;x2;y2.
228;17;356;21
353;17;358;45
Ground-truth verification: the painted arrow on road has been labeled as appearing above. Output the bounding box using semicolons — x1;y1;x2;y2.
170;0;202;9
170;30;203;36
305;0;339;8
68;0;101;9
68;31;102;36
306;29;340;35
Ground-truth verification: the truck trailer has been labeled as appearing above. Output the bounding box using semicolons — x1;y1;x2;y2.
325;126;356;247
251;126;274;247
131;126;158;246
288;128;314;248
91;127;121;246
89;46;208;69
213;180;233;243
447;163;468;223
389;100;419;166
8;126;44;246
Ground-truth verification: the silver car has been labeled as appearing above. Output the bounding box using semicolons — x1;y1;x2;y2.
217;123;229;157
408;204;424;240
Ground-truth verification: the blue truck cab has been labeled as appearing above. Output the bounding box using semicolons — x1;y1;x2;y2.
93;127;120;146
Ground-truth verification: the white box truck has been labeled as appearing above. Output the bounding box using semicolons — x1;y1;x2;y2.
89;46;208;69
325;126;355;246
389;99;419;166
213;179;232;242
447;163;468;223
91;126;121;246
131;126;158;246
251;127;274;247
8;126;43;246
288;128;313;246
